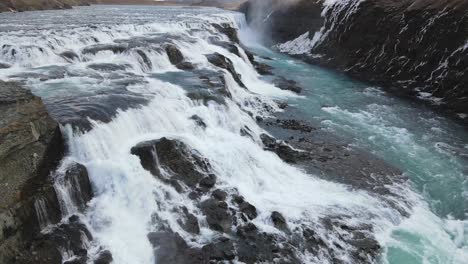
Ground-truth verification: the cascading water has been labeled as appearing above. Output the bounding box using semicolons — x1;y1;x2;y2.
0;4;466;264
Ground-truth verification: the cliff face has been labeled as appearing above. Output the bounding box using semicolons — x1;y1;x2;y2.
0;0;95;12
0;81;64;263
242;0;468;122
0;82;96;264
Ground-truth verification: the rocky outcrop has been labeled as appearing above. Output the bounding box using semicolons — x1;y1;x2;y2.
0;81;94;264
0;0;95;13
0;81;64;263
241;0;468;123
129;135;395;263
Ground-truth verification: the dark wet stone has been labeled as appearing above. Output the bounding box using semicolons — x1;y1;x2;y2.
40;219;93;260
239;201;257;220
82;44;127;55
165;44;184;65
236;223;299;264
209;38;241;57
0;62;11;69
212;23;240;43
240;126;253;138
135;49;152;70
88;63;129;72
202;237;235;261
199;174;217;189
254;62;273;75
273;77;302;93
271;211;288;232
190;114;207;128
176;61;195;70
212;189;228;201
201;198;232;233
206;52;245;88
277;102;288;109
94;250;113;264
60;51;79;62
178;207;200;234
63;162;92;212
274;119;315;133
186;90;226;105
148;231;205;264
131;138;210;192
64;257;87;264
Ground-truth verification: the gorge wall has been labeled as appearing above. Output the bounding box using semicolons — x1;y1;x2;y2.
241;0;468;123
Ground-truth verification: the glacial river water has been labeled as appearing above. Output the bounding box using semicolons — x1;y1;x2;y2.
0;4;466;264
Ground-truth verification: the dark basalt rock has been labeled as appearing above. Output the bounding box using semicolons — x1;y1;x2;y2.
201;237;235;261
63;163;93;212
165;44;184;65
272;119;315;132
212;23;240;43
60;51;80;62
273;77;302;93
206;53;246;88
271;211;288;232
236;223;299;264
135;49;152;71
254;62;273;75
0;62;11;69
212;189;228;201
186;90;226;106
201;198;232;233
88;63;129;72
148;231;204;264
199;174;217;189
94;250;113;264
233;197;257;221
165;45;196;70
190;114;207;128
176;61;195;70
178;207;200;234
209;38;241;57
131;137;211;192
82;44;127;55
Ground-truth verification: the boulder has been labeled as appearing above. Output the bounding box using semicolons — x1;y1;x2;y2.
206;53;245;87
202;237;235;261
201;198;232;233
178;207;200;234
131;138;210;191
199;174;216;189
165;44;184;65
212;23;240;43
63;163;93;212
271;211;288;232
0;62;11;69
94;250;113;264
82;44;127;55
176;61;195;70
60;51;80;62
273;77;302;93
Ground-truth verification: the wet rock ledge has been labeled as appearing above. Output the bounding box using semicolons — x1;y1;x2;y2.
0;81;96;264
